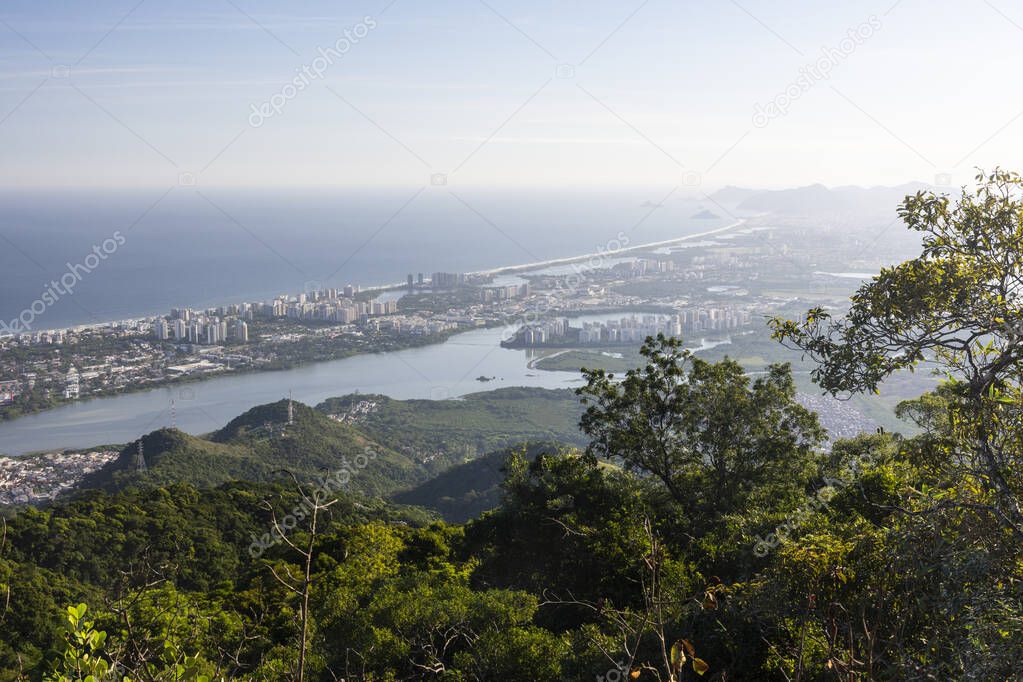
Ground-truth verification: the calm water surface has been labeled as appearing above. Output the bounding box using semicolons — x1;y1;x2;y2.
1;313;719;455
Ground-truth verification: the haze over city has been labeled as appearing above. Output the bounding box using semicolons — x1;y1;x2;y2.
3;3;1023;680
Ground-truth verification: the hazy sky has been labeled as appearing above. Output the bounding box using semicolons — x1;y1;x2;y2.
0;0;1020;189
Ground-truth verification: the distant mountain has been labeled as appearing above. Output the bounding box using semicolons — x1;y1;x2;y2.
708;185;760;205
691;209;720;220
709;182;937;216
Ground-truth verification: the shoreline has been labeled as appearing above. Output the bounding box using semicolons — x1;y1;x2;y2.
0;222;751;436
471;219;747;277
0;325;470;431
0;303;684;432
4;219;749;335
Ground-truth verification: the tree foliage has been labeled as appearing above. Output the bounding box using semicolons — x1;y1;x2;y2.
6;173;1023;679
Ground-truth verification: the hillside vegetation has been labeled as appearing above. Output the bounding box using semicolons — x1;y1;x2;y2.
316;387;587;465
2;174;1023;680
392;442;570;522
78;399;422;498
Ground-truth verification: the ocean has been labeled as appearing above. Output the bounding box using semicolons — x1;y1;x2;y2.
0;188;732;330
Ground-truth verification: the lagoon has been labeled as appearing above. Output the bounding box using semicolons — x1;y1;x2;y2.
0;312;710;455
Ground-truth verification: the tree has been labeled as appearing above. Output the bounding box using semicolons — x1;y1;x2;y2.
770;169;1023;538
45;602;216;682
462;450;651;616
45;604;113;682
542;517;713;682
577;334;825;537
258;472;339;682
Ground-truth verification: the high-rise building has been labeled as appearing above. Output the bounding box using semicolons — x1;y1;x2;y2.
64;367;80;399
153;319;170;340
232;319;249;343
430;272;451;288
407;274;414;292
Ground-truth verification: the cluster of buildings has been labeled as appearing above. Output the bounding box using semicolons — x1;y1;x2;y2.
20;329;68;344
677;306;752;333
428;272;467;289
152;285;404;345
512;314;684;347
576;315;684;345
510;307;755;348
405;272;472;291
613;259;677;278
479;283;531;303
3;318;150;347
518;317;573;346
362;314;460;336
268;295;398;325
154;313;249;345
0;449;119;505
0;279;480;413
0;379;19;404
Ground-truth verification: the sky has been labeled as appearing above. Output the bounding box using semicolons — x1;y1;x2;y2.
0;0;1020;190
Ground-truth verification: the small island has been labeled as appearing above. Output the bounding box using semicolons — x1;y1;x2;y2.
691;209;720;220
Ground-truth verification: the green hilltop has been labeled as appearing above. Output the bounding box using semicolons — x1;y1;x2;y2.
78;399;421;498
69;388;589;517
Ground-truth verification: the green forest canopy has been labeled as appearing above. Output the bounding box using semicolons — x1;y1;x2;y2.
3;172;1023;680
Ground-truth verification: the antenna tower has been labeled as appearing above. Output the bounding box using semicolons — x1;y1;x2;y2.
135;439;147;472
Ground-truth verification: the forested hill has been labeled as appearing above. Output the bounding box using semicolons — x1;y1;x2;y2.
74;400;422;498
315;386;586;461
64;388;588;511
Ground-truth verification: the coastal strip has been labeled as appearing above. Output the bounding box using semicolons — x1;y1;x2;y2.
3;219;750;332
470;219;747;277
